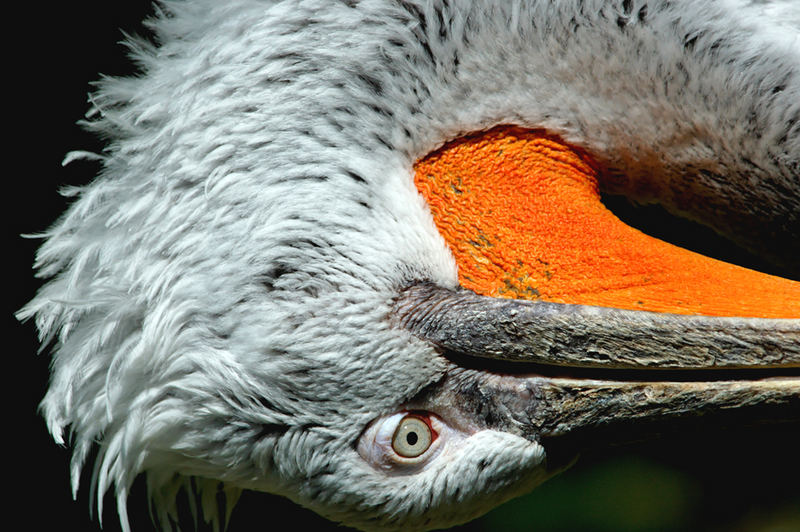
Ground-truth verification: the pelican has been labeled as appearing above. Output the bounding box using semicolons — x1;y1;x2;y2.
22;0;799;530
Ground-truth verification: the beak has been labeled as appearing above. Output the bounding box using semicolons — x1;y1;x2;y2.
405;126;798;450
395;283;800;448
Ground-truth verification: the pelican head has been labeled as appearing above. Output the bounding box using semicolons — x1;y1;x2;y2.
22;1;799;530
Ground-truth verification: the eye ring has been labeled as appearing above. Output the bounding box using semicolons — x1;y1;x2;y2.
391;414;435;458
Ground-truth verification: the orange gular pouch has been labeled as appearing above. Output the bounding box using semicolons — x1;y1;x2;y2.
413;127;800;318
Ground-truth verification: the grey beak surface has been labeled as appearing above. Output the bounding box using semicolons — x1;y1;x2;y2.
396;283;800;444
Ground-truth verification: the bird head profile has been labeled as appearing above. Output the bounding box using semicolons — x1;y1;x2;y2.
21;1;799;530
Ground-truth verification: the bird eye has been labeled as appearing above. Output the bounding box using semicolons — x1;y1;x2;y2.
391;415;434;458
358;411;454;471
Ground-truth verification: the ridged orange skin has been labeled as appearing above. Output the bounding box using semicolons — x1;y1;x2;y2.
413;127;800;318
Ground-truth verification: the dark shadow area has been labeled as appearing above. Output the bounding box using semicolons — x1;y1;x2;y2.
602;194;798;282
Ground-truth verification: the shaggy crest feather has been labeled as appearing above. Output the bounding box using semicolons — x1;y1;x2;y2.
22;0;800;530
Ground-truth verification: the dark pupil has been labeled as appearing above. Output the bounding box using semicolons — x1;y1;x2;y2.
406;431;419;446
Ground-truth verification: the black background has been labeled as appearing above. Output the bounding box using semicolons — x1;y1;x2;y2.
12;3;798;531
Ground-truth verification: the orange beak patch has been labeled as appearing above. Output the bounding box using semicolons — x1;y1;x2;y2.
413;127;800;318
